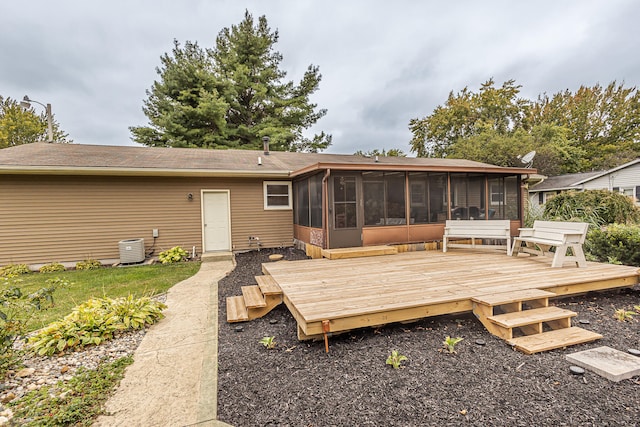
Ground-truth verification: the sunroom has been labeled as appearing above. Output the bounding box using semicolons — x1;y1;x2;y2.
291;161;532;250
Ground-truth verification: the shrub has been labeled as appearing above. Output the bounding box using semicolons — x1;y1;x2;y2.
27;295;167;356
543;190;640;226
75;259;102;270
1;277;66;377
158;246;188;264
39;262;66;274
585;223;640;267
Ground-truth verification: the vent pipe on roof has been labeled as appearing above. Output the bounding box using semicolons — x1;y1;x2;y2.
262;136;270;155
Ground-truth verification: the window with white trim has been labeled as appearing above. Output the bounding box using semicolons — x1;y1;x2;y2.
263;181;292;210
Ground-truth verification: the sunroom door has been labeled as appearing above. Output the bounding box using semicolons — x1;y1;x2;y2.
329;174;362;248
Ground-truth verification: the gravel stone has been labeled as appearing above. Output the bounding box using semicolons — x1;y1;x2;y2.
0;294;166;416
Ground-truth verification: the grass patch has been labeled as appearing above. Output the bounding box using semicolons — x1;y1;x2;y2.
9;356;133;426
17;262;200;331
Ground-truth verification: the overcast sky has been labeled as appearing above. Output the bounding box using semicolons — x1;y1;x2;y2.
2;1;640;155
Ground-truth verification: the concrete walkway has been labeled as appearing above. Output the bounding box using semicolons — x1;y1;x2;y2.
94;256;234;427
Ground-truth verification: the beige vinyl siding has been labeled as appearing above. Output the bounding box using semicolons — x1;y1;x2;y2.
0;175;293;265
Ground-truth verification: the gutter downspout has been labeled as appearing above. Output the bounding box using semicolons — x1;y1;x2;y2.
322;169;331;250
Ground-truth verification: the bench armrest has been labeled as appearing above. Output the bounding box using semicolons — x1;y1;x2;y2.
517;228;534;237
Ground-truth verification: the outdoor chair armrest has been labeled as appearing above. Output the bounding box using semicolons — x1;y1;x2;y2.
517;228;534;237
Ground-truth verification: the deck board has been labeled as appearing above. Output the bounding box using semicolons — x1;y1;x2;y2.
262;251;639;333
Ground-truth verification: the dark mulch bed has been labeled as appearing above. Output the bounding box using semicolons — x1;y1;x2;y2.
217;248;640;427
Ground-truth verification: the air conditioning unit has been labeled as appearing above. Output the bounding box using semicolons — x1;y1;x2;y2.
118;238;145;264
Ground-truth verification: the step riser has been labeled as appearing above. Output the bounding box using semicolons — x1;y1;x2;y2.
472;289;597;354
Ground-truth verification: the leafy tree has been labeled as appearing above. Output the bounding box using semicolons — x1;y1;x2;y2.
409;79;530;157
0;96;71;148
354;148;407;157
447;124;585;175
131;11;331;152
531;81;640;170
410;79;640;173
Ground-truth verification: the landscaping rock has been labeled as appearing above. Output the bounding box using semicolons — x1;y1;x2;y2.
268;254;284;261
569;366;585;375
15;368;35;378
628;348;640;357
475;339;486;346
578;319;590;325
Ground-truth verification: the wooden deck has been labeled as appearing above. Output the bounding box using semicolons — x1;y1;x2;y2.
262;251;640;339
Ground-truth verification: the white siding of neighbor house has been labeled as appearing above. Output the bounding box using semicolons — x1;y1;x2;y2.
581;162;640;191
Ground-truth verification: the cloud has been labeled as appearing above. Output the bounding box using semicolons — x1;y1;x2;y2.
2;0;640;153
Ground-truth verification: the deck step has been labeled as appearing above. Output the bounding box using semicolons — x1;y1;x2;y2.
321;245;398;260
241;285;267;308
226;296;249;323
255;275;282;296
507;327;602;355
472;289;556;306
488;306;577;328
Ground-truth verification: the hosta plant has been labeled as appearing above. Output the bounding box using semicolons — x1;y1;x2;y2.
75;259;102;270
27;295;167;356
158;246;188;264
0;264;30;278
39;262;66;273
386;350;408;369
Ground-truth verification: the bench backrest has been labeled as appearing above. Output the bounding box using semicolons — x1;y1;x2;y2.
444;220;511;237
530;220;589;244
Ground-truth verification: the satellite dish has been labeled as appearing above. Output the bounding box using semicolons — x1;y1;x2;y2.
518;150;536;168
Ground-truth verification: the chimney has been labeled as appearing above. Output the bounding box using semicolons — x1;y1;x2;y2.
262;136;270;155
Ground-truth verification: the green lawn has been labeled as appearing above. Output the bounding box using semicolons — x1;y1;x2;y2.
15;262;201;331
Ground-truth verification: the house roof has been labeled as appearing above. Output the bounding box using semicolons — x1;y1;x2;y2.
529;171;603;192
0;143;535;177
530;157;640;192
572;158;640;185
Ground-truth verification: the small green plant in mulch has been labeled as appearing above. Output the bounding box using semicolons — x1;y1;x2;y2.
634;305;640;314
158;246;188;264
443;336;464;354
0;264;30;278
386;350;408;369
613;308;635;322
39;262;66;274
75;259;102;270
259;336;276;349
9;356;133;426
27;295;167;356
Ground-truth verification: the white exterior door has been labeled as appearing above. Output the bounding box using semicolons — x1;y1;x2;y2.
202;191;231;251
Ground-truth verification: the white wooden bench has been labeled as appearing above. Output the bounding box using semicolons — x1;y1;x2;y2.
511;220;589;268
443;220;512;254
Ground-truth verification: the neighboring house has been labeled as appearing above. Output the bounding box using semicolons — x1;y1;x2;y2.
529;158;640;206
0;143;534;265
